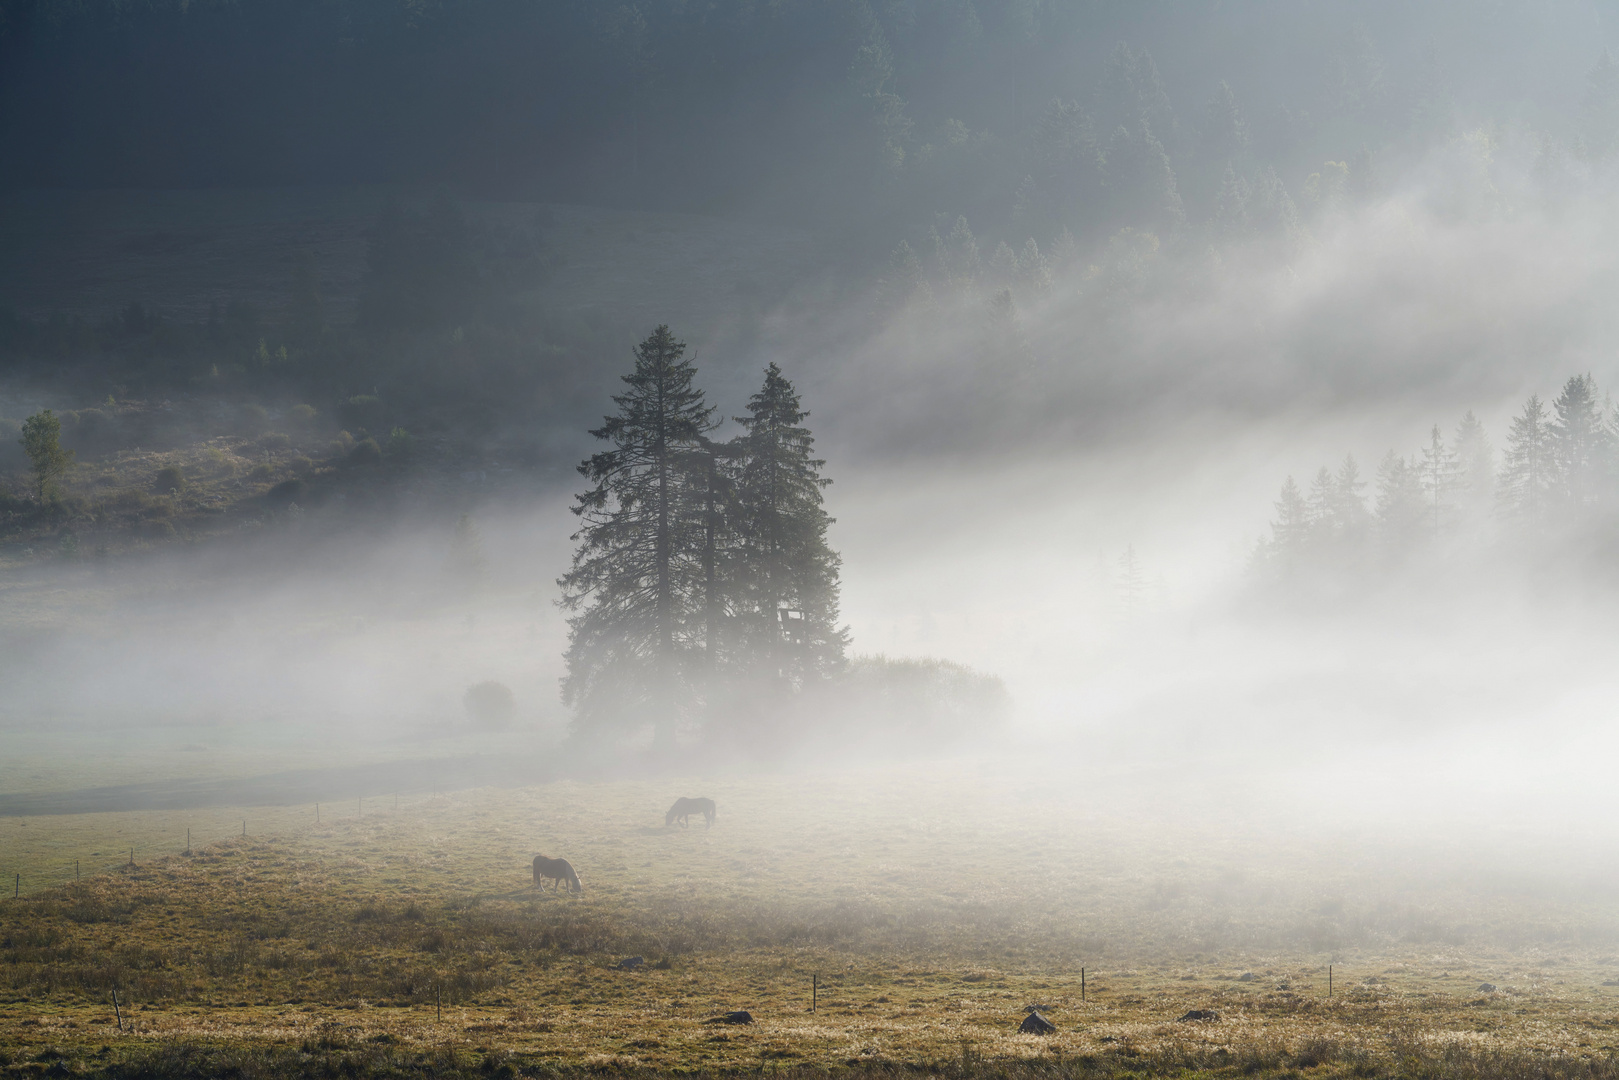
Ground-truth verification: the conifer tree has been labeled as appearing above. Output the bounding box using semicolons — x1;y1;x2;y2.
1306;466;1336;540
730;363;847;687
1200;81;1250;162
1269;475;1309;563
1550;373;1608;511
1332;453;1370;542
1375;450;1425;552
1452;410;1495;520
1418;424;1460;533
558;325;715;745
1116;545;1147;615
1498;395;1555;522
1213;166;1251;240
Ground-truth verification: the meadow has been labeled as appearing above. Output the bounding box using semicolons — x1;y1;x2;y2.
4;760;1619;1078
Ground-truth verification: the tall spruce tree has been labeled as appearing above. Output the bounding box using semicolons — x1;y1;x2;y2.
1269;475;1309;564
1418;424;1460;533
1375;450;1425;553
1453;410;1495;515
731;363;847;687
558;325;715;746
1498;394;1555;522
1550;374;1608;512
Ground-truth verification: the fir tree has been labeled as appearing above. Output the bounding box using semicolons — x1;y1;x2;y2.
1332;453;1370;542
1498;394;1555;522
1306;466;1336;540
1417;424;1459;533
1200;81;1249;162
1452;410;1494;519
1550;373;1608;511
558;326;715;746
1116;545;1147;615
1375;450;1424;552
1269;475;1309;563
1104;121;1185;233
1017;239;1052;296
1097;44;1177;151
731;363;847;688
1213;166;1251;240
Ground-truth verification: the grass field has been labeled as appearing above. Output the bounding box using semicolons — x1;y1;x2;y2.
5;761;1619;1078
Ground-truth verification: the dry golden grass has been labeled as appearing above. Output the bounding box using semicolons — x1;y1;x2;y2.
4;765;1619;1076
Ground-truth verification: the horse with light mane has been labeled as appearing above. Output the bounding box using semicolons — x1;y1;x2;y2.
665;797;716;828
532;854;583;893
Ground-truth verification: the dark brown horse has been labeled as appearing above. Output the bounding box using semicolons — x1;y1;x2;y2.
665;797;716;828
532;854;582;893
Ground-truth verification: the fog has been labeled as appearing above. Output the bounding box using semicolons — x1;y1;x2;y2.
7;3;1619;928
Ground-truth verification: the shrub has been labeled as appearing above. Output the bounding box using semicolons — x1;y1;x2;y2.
240;403;271;434
464;681;515;730
347;438;382;466
247;462;276;481
266;477;307;508
153;465;186;494
289;403;318;426
386;427;415;460
259;432;291;451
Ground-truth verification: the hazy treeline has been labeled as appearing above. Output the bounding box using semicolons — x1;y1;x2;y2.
0;195;609;454
1253;374;1619;588
6;4;1619;461
4;1;1611;247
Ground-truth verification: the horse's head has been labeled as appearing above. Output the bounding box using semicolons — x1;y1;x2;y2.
664;807;677;825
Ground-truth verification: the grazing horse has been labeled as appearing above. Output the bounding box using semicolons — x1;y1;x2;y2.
532;854;583;893
665;797;716;828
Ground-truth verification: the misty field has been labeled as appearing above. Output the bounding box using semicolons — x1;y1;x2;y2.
5;764;1619;1078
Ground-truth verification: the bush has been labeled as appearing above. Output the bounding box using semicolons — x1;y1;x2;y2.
240;403;271;434
247;462;276;480
153;465;186;494
386;427;415;460
328;430;356;459
464;681;515;730
259;432;292;451
289;403;318;426
266;477;307;508
347;438;383;466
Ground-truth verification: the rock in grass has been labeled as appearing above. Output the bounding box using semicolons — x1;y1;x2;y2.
1477;983;1497;993
1178;1010;1220;1021
705;1011;754;1025
1019;1011;1056;1035
617;956;644;970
